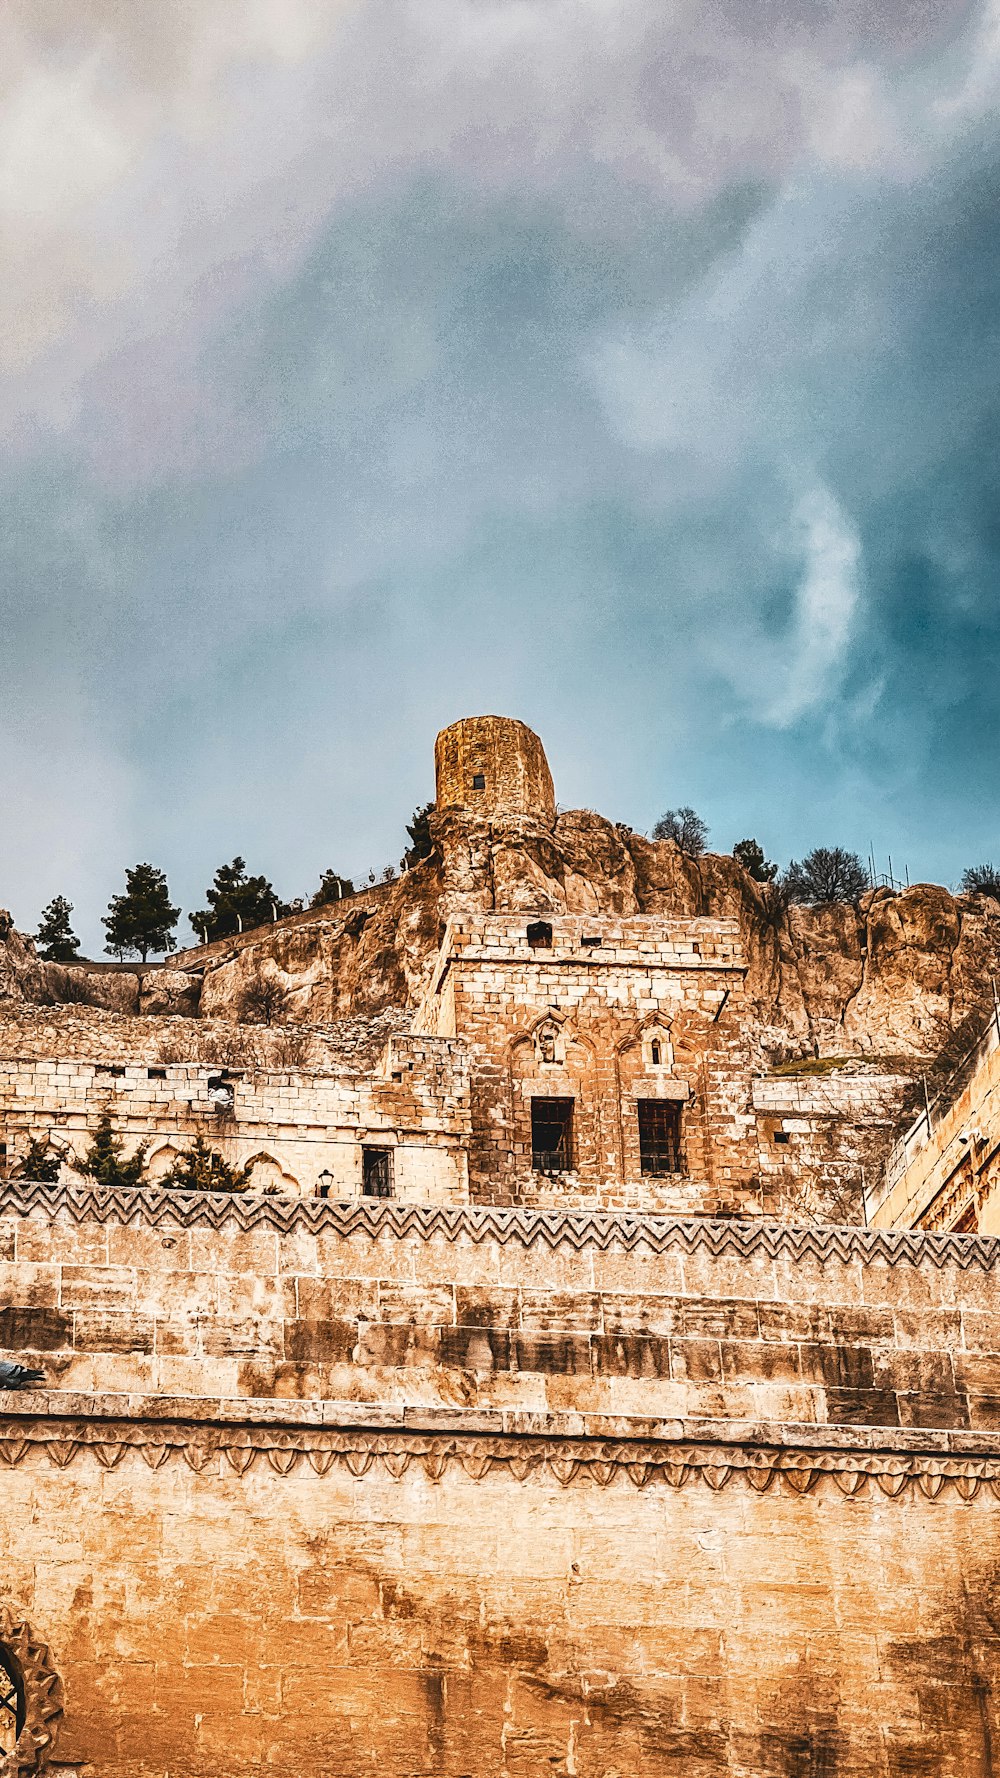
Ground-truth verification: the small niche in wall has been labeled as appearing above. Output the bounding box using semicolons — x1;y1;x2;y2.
580;935;603;949
472;773;486;790
527;920;553;948
95;1064;126;1079
147;1068;167;1080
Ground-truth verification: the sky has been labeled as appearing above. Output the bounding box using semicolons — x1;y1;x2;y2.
2;0;999;954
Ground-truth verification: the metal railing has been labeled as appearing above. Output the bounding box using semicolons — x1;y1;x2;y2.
867;996;1000;1217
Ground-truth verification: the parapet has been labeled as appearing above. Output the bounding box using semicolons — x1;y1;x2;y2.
434;716;556;826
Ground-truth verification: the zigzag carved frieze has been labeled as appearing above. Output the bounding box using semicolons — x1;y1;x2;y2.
1;1178;999;1270
1;1418;999;1500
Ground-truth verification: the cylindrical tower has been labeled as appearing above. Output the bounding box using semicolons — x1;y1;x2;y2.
434;716;556;825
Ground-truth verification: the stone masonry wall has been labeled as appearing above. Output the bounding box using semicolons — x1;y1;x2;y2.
417;914;758;1214
754;1069;915;1223
0;1035;469;1203
4;1192;1000;1774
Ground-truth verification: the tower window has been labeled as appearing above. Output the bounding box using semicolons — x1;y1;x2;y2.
651;1041;661;1066
362;1146;393;1198
526;920;553;948
637;1100;683;1176
472;773;486;790
531;1098;574;1173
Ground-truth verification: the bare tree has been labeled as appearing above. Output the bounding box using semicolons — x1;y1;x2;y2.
653;807;708;857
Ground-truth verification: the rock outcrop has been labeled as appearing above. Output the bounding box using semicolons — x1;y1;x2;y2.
4;808;1000;1070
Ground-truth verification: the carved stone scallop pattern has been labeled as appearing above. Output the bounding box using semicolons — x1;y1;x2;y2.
1;1180;998;1269
0;1610;63;1776
2;1420;1000;1503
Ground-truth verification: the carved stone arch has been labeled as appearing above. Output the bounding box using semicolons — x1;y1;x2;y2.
242;1151;300;1195
145;1140;185;1182
505;1020;601;1183
615;1015;675;1071
0;1611;63;1775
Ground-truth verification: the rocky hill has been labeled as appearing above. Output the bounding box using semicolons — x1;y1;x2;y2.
4;809;999;1072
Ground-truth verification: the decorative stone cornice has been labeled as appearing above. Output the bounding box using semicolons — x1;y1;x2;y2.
1;1396;998;1502
2;1179;999;1269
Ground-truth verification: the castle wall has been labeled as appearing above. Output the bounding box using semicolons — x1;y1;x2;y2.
0;1035;469;1204
4;1189;1000;1775
754;1070;914;1222
417;915;759;1214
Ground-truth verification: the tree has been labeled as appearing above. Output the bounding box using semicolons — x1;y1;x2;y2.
190;858;288;943
161;1136;252;1194
960;864;1000;901
733;839;778;884
35;895;81;961
404;803;435;867
15;1135;62;1183
310;870;355;907
239;973;291;1026
784;847;869;904
77;1115;148;1190
103;864;180;962
652;807;709;857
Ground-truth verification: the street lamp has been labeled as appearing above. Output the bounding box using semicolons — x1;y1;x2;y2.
316;1170;334;1199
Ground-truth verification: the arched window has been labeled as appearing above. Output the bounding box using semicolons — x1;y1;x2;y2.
0;1643;25;1755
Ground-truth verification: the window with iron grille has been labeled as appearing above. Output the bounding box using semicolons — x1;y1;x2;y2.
531;1098;574;1173
637;1100;683;1175
362;1146;393;1198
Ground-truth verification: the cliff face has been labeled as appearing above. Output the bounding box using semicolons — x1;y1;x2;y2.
3;807;999;1066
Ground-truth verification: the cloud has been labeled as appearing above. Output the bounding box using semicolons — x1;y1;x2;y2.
760;485;863;727
1;0;1000;948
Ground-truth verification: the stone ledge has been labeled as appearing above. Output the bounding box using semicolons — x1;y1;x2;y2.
1;1390;995;1456
3;1179;1000;1268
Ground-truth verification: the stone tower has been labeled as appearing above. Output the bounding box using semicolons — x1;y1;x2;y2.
434;715;556;826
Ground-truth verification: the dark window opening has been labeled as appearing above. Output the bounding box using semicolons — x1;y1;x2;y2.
527;921;553;948
207;1076;236;1115
96;1064;126;1078
773;1130;790;1145
362;1146;393;1198
0;1644;25;1753
472;773;486;790
650;1041;661;1066
147;1068;167;1080
531;1098;574;1173
638;1100;683;1176
580;935;602;948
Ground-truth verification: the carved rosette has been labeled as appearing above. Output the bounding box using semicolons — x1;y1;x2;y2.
0;1612;62;1775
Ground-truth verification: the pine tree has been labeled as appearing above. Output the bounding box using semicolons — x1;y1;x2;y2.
103;864;180;962
404;803;435;867
161;1135;252;1194
35;895;81;961
310;870;354;907
190;858;288;943
733;839;778;884
78;1116;148;1190
15;1135;62;1183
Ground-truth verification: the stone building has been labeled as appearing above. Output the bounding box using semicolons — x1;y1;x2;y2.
3;717;1000;1775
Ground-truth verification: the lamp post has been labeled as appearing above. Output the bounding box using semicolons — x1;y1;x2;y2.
316;1170;334;1200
